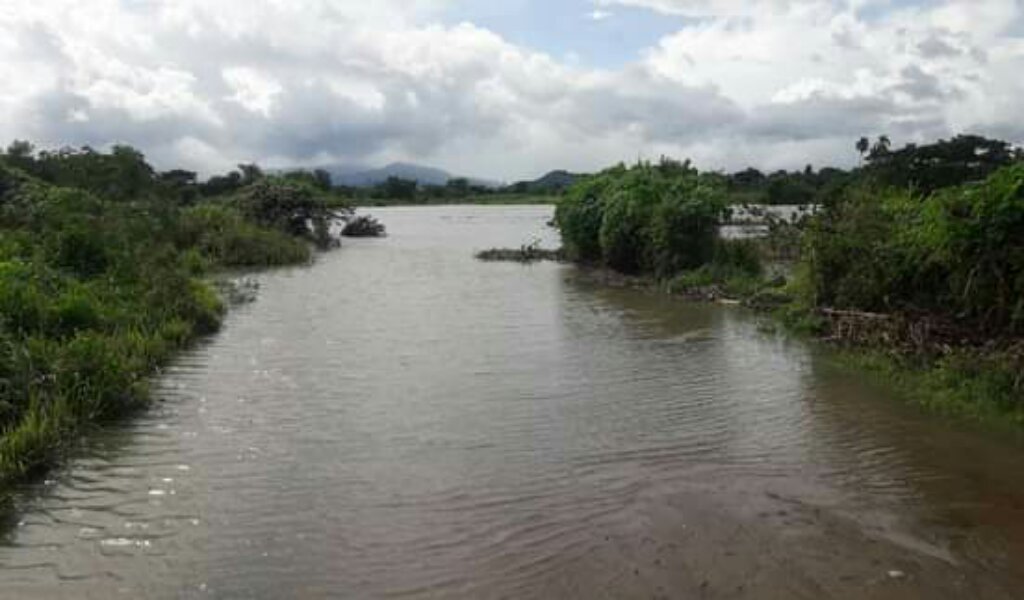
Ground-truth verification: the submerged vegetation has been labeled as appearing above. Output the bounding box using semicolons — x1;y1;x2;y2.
475;241;565;263
0;142;353;486
341;215;387;238
552;134;1024;427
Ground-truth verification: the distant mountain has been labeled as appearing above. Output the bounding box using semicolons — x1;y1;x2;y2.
334;162;453;187
319;162;503;188
532;170;579;190
508;169;581;193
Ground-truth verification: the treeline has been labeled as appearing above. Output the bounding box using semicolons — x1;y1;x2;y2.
0;142;348;484
346;176;571;206
722;165;852;206
793;133;1024;336
555;133;1024;423
352;176;506;204
2;141;345;207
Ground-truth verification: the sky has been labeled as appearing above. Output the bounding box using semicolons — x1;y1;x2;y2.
0;0;1022;181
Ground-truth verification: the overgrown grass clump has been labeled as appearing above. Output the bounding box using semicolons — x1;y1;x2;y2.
0;145;342;485
179;204;311;267
832;349;1024;430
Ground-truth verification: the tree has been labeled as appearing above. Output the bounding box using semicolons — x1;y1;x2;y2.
870;135;891;158
378;176;418;200
109;145;156;200
313;169;332;192
730;167;766;189
446;177;470;198
238;163;264;186
865;134;1016;194
201;171;243;197
5;140;35;170
856;137;870;163
159;169;200;204
234;178;338;247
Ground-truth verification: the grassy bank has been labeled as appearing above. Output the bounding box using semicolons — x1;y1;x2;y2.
828;348;1024;430
549;148;1024;429
0;146;344;487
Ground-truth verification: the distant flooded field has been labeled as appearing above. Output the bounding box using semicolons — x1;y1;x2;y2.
721;204;817;239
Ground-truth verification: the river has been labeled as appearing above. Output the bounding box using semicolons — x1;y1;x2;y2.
1;206;1023;599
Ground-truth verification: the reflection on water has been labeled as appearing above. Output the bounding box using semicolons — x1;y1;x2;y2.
0;205;1022;599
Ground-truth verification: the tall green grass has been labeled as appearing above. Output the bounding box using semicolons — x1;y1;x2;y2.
0;159;318;486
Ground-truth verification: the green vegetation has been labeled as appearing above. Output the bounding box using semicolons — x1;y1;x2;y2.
553;134;1024;428
341;215;387;238
834;349;1024;430
857;134;1020;195
722;165;853;206
789;156;1024;427
803;162;1024;334
0;142;348;486
556;159;727;275
333;168;574;207
475;241;565;263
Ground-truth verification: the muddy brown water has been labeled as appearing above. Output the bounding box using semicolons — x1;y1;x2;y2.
2;206;1024;599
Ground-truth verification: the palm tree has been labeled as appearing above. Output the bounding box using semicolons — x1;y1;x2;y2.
856;137;870;164
873;135;891;156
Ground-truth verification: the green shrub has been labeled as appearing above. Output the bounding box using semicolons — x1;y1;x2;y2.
555;161;729;276
52;285;103;337
180;204;311;267
554;169;618;262
801;163;1024;333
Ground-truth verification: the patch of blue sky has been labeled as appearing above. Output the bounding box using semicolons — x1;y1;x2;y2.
439;0;691;68
854;0;944;22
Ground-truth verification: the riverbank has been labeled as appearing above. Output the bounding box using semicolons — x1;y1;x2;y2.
539;154;1024;433
0;150;342;490
581;263;1024;432
474;244;1024;431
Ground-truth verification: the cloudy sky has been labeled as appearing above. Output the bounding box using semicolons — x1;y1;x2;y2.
1;0;1022;180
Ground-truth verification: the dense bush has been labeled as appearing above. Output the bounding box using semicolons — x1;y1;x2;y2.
802;163;1024;333
0;145;341;483
179;204;311;267
233;178;338;248
555;161;728;275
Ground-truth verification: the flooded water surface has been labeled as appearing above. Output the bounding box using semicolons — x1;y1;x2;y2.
2;206;1024;599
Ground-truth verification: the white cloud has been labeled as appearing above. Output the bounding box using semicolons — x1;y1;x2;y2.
222;67;284;117
593;0;812;18
0;0;1021;179
588;9;614;21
